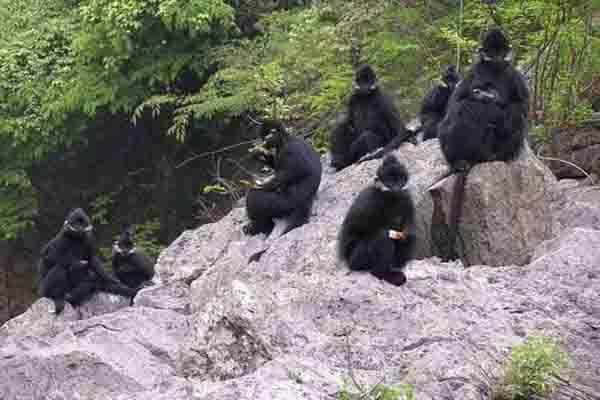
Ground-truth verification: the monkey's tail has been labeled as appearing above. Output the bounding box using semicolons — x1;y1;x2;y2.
447;165;470;259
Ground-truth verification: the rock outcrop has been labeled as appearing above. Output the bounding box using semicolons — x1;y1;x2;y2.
429;144;556;266
540;118;600;180
1;141;599;400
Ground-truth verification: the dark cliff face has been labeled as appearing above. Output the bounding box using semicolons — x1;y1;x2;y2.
0;112;259;324
0;242;37;324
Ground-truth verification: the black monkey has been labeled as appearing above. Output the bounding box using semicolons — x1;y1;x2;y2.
437;29;529;258
111;227;155;289
329;64;411;171
338;156;416;286
420;65;460;141
37;208;138;314
244;119;322;237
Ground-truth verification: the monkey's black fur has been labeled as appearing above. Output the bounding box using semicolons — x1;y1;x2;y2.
37;208;138;314
421;65;460;141
438;29;529;258
244;120;322;238
330;64;410;171
111;228;155;289
338;156;415;286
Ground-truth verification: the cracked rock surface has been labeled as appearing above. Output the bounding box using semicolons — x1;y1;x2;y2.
1;141;599;400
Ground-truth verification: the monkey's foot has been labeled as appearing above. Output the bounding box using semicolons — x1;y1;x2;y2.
372;269;407;286
453;160;470;173
51;298;65;315
243;222;261;236
388;229;406;240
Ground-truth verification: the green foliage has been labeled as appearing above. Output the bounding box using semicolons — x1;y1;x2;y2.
1;0;598;242
437;0;599;130
154;1;434;144
0;171;37;240
337;381;414;400
493;334;568;400
90;193;117;226
130;219;165;261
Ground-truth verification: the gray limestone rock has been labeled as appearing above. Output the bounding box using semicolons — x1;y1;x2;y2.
428;145;556;266
1;142;598;400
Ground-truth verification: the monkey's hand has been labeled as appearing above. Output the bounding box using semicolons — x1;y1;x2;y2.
253;175;279;191
388;229;407;241
249;143;272;157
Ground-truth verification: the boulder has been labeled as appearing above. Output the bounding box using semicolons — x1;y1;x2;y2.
428;144;556;266
550;180;600;233
0;292;131;344
0;306;190;400
1;143;598;400
542;123;600;179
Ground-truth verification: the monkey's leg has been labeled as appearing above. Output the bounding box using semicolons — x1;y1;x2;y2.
66;281;96;306
38;267;70;314
98;278;138;298
245;189;295;236
346;239;375;271
369;234;407;286
348;130;386;165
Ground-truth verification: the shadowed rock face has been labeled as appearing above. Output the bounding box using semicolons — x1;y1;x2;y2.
1;142;599;400
429;143;556;266
541;123;600;179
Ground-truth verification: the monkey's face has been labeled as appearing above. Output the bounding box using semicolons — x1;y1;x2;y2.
442;66;459;88
259;120;287;150
113;230;136;256
353;64;378;95
479;29;510;63
64;208;93;238
374;156;409;193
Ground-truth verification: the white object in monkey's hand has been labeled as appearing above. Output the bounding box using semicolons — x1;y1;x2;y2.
388;229;406;240
253;166;275;188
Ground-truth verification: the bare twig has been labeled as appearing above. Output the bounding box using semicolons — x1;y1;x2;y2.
175;139;256;169
537;156;595;183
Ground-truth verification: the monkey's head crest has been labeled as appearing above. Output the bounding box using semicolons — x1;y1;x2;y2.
442;65;460;87
479;29;511;62
63;208;93;238
113;227;136;255
259;119;288;149
353;64;378;95
374;156;409;193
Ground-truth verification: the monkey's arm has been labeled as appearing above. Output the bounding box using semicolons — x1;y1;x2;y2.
379;94;409;140
343;189;382;234
90;255;122;285
132;253;155;280
258;146;310;191
452;76;472;102
391;194;416;240
498;73;529;137
249;146;276;167
420;84;451;115
37;241;58;278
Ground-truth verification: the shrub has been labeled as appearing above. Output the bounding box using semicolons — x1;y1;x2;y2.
493;334;568;400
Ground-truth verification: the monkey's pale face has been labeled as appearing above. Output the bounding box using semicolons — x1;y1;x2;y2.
64;208;93;237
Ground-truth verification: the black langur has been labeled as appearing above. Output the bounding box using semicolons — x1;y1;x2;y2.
438;29;529;257
244;119;322;238
420;65;461;141
338;156;416;286
111;227;155;289
37;208;138;314
329;64;411;170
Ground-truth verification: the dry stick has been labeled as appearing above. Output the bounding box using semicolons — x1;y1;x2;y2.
175;139;256;169
537;156;595;184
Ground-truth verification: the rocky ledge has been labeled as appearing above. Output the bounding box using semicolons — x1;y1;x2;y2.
1;141;599;400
